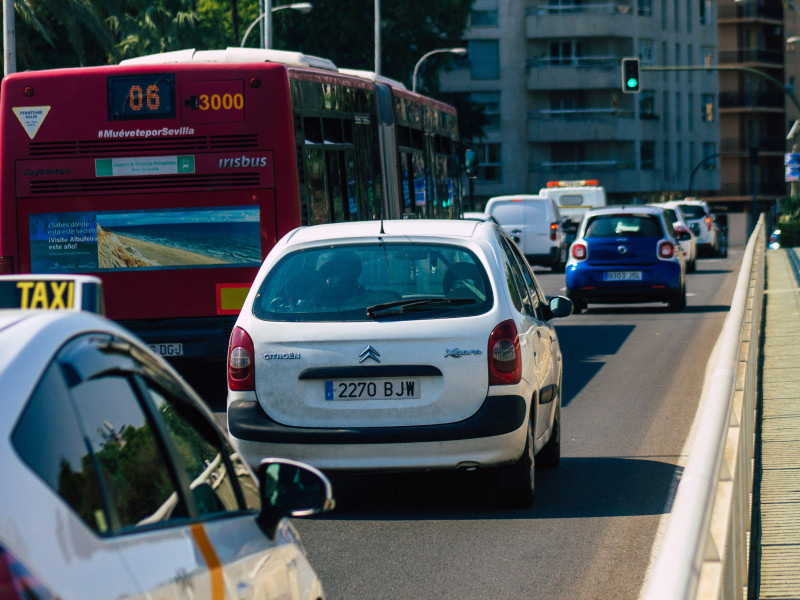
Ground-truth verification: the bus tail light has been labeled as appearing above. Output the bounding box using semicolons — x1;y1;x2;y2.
488;320;521;385
228;326;255;391
658;240;675;259
704;216;713;231
571;242;587;261
0;257;13;274
0;543;57;600
550;222;558;241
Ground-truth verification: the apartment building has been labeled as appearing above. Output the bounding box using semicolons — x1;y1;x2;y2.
438;0;721;210
712;0;792;228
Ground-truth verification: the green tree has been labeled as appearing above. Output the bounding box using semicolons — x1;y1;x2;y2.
109;0;198;60
6;0;118;69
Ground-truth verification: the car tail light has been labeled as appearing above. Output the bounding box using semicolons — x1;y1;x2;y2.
488;320;521;385
228;326;255;391
0;543;57;600
0;257;13;274
658;240;675;259
549;222;558;241
571;242;587;261
704;216;713;231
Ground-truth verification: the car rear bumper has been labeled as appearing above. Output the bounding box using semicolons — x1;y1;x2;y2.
566;262;682;302
228;394;528;469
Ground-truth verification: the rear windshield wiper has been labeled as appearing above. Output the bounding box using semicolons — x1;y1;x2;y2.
366;297;476;318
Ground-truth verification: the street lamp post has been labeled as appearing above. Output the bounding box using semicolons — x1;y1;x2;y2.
412;47;467;93
240;2;312;49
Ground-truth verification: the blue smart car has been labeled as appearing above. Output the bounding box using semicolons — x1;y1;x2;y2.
565;205;686;313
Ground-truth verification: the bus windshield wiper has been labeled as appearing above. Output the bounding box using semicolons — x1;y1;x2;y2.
366;297;475;318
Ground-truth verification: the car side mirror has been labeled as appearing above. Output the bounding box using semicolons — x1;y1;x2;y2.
547;295;573;319
256;458;335;532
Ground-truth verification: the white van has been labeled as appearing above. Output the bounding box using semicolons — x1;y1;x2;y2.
538;180;607;243
484;194;568;272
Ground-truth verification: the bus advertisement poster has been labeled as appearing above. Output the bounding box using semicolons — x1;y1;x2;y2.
29;207;262;273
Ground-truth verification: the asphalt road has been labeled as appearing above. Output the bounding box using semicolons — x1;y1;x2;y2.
207;251;742;600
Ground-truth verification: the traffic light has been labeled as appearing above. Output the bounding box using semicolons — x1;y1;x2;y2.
621;58;640;93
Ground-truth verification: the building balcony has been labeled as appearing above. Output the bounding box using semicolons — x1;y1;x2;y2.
718;182;786;197
717;3;782;23
718;49;784;67
719;90;785;109
719;138;786;153
525;3;633;38
528;108;641;141
527;59;619;90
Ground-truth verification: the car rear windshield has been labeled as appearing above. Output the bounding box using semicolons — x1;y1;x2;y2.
252;243;494;322
584;214;663;238
678;205;707;219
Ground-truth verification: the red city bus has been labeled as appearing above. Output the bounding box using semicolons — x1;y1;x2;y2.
0;48;463;376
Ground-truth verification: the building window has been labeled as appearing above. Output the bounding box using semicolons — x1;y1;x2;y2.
663;91;669;132
699;0;712;25
702;142;717;169
687;45;693;82
468;40;500;80
675;44;681;81
475;142;502;181
688;93;694;131
689;142;696;176
674;0;680;31
640;91;656;118
664;141;670;178
549;41;582;66
471;91;500;130
661;0;667;29
662;42;668;81
676;141;683;177
638;0;653;16
641;141;655;170
640;40;654;66
702;46;714;67
470;10;499;27
702;94;715;122
675;92;681;131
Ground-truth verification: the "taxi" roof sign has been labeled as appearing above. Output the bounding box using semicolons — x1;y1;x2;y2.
0;275;105;314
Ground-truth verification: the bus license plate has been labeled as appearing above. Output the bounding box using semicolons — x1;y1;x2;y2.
149;343;184;357
604;271;642;281
325;379;420;401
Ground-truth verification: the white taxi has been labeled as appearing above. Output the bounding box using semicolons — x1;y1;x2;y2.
227;219;573;507
0;275;333;600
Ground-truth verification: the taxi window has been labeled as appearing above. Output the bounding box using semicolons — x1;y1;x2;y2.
69;374;185;531
147;384;260;515
12;363;108;533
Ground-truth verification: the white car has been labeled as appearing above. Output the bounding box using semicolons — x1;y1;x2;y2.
227;219;573;507
0;276;333;600
651;204;697;273
663;199;722;257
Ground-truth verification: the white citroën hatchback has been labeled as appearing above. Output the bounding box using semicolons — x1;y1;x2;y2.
227;219;573;507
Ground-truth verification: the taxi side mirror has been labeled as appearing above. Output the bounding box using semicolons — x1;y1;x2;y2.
256;458;335;533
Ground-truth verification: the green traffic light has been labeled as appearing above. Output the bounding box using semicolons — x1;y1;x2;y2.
627;77;638;88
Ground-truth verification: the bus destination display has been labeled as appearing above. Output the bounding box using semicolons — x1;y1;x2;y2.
108;74;176;121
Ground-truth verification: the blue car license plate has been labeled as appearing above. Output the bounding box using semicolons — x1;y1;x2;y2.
604;271;642;281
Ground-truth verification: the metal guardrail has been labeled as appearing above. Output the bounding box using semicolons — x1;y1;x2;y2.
642;215;765;600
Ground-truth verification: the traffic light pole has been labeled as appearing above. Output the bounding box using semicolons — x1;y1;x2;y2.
640;65;800;115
